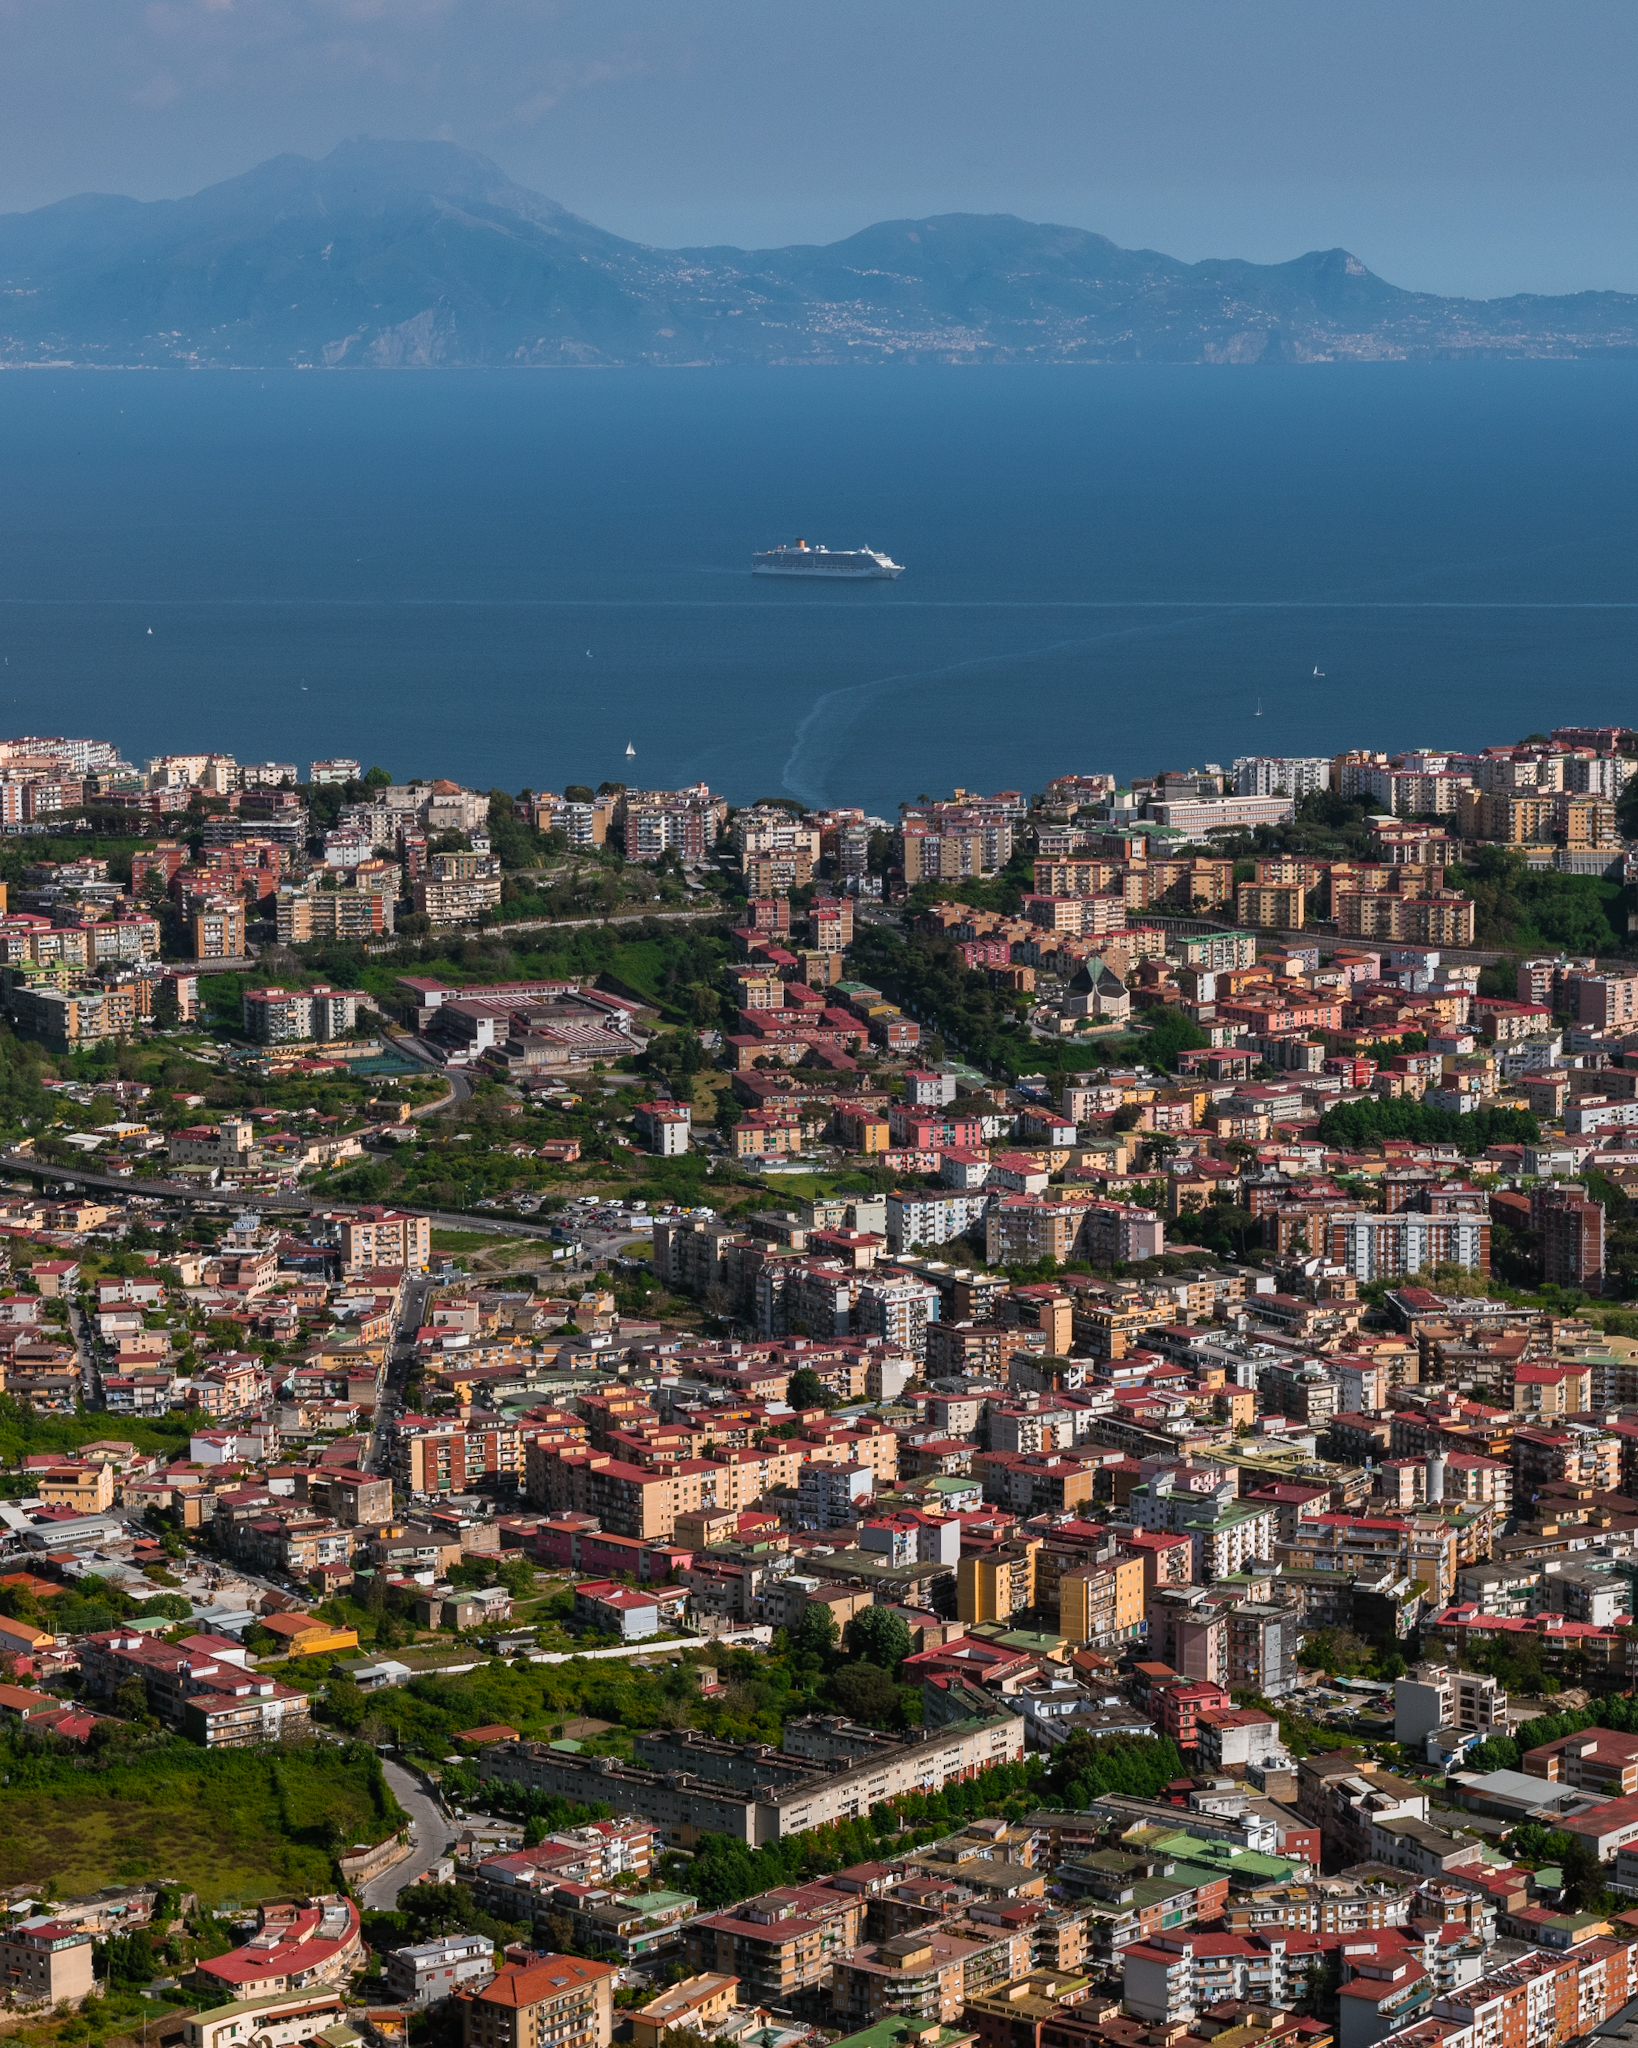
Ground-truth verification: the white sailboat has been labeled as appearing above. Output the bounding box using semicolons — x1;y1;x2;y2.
1313;665;1325;677
624;743;636;758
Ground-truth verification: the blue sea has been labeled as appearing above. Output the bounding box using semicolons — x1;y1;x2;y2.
2;364;1638;816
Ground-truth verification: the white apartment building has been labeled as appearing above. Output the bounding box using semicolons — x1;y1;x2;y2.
854;1276;939;1358
1332;1211;1488;1280
1232;756;1332;798
797;1462;873;1527
1393;1662;1508;1748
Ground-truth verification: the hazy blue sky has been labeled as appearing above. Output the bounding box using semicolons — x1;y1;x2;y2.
2;1;1636;298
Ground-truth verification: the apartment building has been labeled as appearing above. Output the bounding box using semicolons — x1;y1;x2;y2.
1232;756;1331;798
386;1933;496;2008
1333;888;1477;946
1538;1186;1607;1290
8;983;140;1051
798;1462;874;1527
1122;1930;1318;2023
1328;1211;1489;1280
1393;1664;1508;1749
415;851;503;924
958;1543;1037;1624
79;1629;312;1747
900;823;1013;885
984;1197;1163;1268
532;792;616;847
855;1277;939;1358
339;1208;430;1274
1563;968;1638;1028
462;1955;615;2048
1523;1727;1638;1795
617;785;726;862
686;1890;866;2005
1430;1949;1630;2048
832;1930;984;2025
242;985;369;1043
0;1919;96;2008
479;1709;1025;1849
183;1992;347;2048
276;886;396;942
1058;1554;1145;1647
192;900;246;959
1129;1469;1276;1583
397;1421;523;1496
633;1101;691;1156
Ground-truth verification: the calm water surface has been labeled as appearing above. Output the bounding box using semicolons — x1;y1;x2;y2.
1;365;1636;812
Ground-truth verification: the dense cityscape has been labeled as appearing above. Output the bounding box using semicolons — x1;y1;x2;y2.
0;725;1637;2048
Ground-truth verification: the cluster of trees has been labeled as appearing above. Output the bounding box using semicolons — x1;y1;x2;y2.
1044;1729;1184;1807
96;1887;190;1989
787;1603;918;1727
1129;1004;1211;1072
1503;1823;1609;1910
1296;1627;1406;1685
1316;1097;1539;1155
786;1366;841;1412
906;843;1039;917
1467;1702;1624;1776
362;1878;525;1959
330;1646;782;1759
0;1571;189;1639
848;927;1037;1076
1447;846;1632;955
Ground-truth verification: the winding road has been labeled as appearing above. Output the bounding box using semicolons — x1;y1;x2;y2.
361;1758;456;1909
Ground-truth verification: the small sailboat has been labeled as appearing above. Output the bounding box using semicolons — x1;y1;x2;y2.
624;743;636;758
1255;697;1262;716
1313;665;1325;677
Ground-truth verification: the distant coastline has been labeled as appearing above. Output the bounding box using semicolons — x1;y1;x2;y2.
3;137;1638;371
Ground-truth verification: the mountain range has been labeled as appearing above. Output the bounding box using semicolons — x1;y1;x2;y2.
4;137;1638;369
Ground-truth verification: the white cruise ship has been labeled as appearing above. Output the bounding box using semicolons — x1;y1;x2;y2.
753;538;903;579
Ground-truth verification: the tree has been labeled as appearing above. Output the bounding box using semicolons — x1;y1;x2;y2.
1046;1730;1184;1805
795;1604;839;1660
102;1930;156;1987
110;1675;148;1723
827;1662;900;1724
1559;1834;1609;1912
844;1607;912;1671
1136;1006;1211;1072
786;1367;838;1411
325;1673;367;1733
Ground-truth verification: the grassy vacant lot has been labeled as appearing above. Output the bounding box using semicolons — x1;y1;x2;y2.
0;1398;195;1468
0;1742;402;1906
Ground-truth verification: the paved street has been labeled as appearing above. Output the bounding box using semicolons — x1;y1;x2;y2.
366;1270;434;1474
360;1759;455;1909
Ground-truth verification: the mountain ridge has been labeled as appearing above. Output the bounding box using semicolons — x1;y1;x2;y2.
1;137;1635;368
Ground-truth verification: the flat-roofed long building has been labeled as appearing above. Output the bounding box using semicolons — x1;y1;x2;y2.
478;1708;1024;1848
